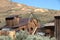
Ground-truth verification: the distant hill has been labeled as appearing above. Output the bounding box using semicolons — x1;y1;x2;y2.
0;0;60;27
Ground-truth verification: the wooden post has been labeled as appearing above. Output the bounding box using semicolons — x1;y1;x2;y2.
32;27;38;35
55;16;60;40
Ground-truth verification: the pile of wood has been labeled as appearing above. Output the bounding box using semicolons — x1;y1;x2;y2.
0;30;16;40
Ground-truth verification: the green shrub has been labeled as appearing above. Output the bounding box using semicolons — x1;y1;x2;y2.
0;36;12;40
16;30;29;40
25;35;44;40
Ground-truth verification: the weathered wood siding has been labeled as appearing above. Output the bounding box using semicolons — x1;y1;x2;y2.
55;16;60;40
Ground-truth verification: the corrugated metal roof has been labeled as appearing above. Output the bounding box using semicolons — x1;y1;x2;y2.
44;23;54;27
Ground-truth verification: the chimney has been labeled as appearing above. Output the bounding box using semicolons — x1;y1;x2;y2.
5;16;14;27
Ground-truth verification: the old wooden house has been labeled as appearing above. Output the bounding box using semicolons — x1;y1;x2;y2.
35;22;55;35
2;15;40;34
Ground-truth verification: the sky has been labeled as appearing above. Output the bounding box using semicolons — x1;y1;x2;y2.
11;0;60;10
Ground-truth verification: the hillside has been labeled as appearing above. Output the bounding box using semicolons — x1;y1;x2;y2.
0;0;60;27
